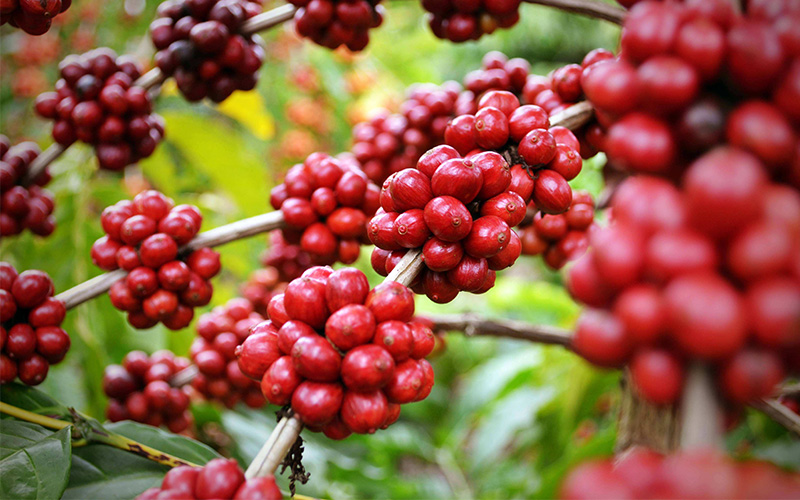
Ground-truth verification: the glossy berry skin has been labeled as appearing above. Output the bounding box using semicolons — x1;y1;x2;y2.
365;282;415;323
630;348;684;405
195;458;245;500
573;310;631;368
424;196;473;242
532;170;572;215
291;335;342;382
291;381;344;427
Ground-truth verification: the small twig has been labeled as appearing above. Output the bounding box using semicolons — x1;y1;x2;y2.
134;68;167;91
170;365;199;387
245;414;304;478
752;399;800;438
22;143;66;185
524;0;625;25
427;313;572;347
240;4;298;34
549;101;594;130
384;248;424;287
679;363;724;450
55;211;286;310
777;383;800;398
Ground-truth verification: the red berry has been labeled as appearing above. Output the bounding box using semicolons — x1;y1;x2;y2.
18;354;48;385
260;356;301;406
630;348;684;405
194;458;245;500
139;233;179;268
423;196;473;242
291;381;343;427
186;248;221;280
365;282;415;323
463;215;510;258
11;270;53;309
573;309;631;368
325;304;376;352
532;170;572;215
325;268;370;312
384;359;423;404
340;390;388;434
284;276;328;329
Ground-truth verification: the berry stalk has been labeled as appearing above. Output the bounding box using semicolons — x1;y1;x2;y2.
244;413;304;479
524;0;625;25
678;364;724;450
426;313;572;347
751;399;800;437
56;210;286;310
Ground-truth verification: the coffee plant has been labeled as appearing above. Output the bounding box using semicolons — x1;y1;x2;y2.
1;0;798;499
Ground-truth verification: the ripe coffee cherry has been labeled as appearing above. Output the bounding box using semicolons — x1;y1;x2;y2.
463;216;510;258
630;349;684;405
325;268;369;312
389;169;433;211
431;158;483;204
340;390;388;434
719;349;785;404
422;238;464;272
284;276;328;329
664;273;747;360
139;233;178;268
365;282;415;323
373;321;413;362
261;356;302;406
292;381;344;427
325;305;376;351
195;458;245;500
532;170;572;215
573;310;631;368
341;344;395;391
424;196;473;242
292;335;342;382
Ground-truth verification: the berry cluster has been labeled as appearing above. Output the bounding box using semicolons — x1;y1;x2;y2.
34;49;165;171
422;0;520;43
445;90;583;215
560;448;800;499
243;233;315;317
518;191;596;270
103;350;193;432
91;190;220;330
150;0;265;102
521;49;613;159
137;459;282;500
459;51;531;113
289;0;384;51
0;263;69;386
399;82;461;161
236;267;435;438
0;0;71;36
270;152;379;265
370;144;529;303
0;136;56;238
569;173;800;406
581;0;800;185
351;111;416;184
190;298;266;409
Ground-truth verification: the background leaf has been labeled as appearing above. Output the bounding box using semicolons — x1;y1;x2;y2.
0;424;72;500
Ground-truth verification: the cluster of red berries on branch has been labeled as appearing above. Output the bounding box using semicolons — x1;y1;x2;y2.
370;142;529;303
0;0;71;35
104;350;193;432
236;267;435;438
0;263;69;386
91;190;220;330
150;0;266;102
137;459;282;500
289;0;384;51
34;49;165;171
422;0;520;43
0;136;56;237
270;152;380;265
190;298;266;409
242;233;313;317
569;174;800;407
581;0;799;186
560;447;800;499
459;51;531;112
447;90;584;214
351;111;418;185
518;190;596;270
521;48;612;159
399;82;462;163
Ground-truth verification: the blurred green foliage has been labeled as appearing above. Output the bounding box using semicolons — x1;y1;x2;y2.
1;1;796;499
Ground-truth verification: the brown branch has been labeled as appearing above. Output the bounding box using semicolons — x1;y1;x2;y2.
426;313;573;347
245;414;304;478
55;211;286;310
616;371;680;453
777;383;800;398
752;399;800;438
240;4;298;34
524;0;625;25
549;100;594;131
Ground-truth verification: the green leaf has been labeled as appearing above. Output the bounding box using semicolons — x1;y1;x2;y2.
64;421;221;500
0;383;72;419
0;423;72;500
